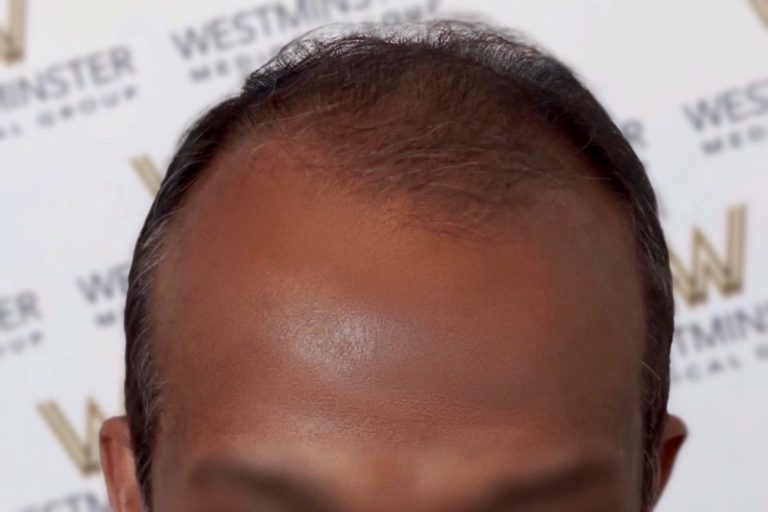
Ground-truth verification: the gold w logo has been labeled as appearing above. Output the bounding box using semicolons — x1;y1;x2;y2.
670;205;747;307
39;398;106;475
753;0;768;26
131;155;163;195
0;0;26;64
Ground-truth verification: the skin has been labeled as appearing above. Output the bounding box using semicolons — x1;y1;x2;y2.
101;141;686;512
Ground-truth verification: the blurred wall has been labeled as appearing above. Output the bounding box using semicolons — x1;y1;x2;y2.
1;0;766;510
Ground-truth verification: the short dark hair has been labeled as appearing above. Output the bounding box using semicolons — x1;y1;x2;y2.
124;19;674;510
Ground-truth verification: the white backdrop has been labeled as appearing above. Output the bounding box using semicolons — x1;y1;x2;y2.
1;1;766;510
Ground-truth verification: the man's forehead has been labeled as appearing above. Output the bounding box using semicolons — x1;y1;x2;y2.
151;141;645;435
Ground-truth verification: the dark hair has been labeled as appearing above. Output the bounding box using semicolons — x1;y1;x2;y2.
124;19;674;511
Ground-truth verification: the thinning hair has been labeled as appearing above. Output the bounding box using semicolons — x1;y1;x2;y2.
124;19;674;511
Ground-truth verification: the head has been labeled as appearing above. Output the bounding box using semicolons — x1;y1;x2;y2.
101;20;685;512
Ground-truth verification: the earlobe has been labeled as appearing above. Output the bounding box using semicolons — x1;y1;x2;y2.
99;416;146;512
652;413;687;506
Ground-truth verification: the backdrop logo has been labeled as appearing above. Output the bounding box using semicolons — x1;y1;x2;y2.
0;45;138;144
21;492;110;512
752;0;768;25
0;0;26;64
670;205;747;307
683;77;768;155
39;398;105;475
76;262;130;327
0;290;44;360
169;0;439;84
131;155;162;194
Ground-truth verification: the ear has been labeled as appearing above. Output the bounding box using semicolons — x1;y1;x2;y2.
652;413;687;506
99;416;146;512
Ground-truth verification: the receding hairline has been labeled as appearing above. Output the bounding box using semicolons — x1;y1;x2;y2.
160;113;623;253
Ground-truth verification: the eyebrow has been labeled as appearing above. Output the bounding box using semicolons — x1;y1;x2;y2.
190;460;338;512
191;458;618;511
466;459;619;512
